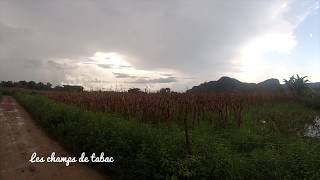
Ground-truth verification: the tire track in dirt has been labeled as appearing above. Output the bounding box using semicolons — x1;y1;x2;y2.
0;96;109;180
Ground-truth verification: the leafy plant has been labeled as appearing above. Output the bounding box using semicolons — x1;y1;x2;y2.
128;88;143;93
284;74;310;95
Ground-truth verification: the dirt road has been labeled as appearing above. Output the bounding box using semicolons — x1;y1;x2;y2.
0;96;108;180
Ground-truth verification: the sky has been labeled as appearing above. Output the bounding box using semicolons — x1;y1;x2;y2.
0;0;319;91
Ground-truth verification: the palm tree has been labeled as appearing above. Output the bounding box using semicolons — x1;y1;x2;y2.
284;74;310;95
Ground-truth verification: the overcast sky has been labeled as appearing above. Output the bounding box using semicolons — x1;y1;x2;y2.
0;0;319;91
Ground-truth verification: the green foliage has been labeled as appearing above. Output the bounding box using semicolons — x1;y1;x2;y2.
15;93;320;179
15;93;190;179
0;80;52;90
0;80;84;91
0;89;16;96
54;85;84;92
128;88;142;93
284;74;310;95
299;95;320;109
159;88;171;93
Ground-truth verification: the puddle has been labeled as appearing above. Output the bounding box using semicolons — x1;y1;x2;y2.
305;116;320;138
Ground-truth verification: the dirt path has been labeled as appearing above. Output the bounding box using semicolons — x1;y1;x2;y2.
0;96;109;180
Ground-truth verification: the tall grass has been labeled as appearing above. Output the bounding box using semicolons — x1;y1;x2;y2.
43;91;292;128
15;92;320;179
299;96;320;109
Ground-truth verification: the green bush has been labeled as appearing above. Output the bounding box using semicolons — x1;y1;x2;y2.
15;93;320;179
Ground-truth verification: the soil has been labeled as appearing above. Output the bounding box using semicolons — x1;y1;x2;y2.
0;96;109;180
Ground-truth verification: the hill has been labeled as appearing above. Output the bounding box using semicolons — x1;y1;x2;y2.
188;76;282;93
309;82;320;89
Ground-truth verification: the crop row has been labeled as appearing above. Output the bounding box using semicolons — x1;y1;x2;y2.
42;91;292;128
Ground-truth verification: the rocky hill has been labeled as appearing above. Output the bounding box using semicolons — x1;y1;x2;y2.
188;76;282;93
309;82;320;89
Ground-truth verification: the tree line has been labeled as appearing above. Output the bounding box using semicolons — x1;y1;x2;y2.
0;81;84;92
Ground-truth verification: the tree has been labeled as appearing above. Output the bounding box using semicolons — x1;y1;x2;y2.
17;81;28;88
46;82;52;89
159;88;171;93
284;74;309;95
128;88;142;93
36;82;46;90
27;81;37;89
62;85;84;92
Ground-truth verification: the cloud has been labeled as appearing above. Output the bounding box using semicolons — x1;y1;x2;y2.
130;77;177;84
47;60;78;70
96;64;114;69
160;73;174;77
113;72;137;78
0;0;318;90
82;62;132;69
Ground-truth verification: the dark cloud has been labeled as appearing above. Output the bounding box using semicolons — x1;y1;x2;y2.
0;0;317;89
113;72;137;78
130;77;177;84
97;64;114;69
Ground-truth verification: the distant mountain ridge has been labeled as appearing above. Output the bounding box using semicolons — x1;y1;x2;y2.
309;82;320;89
188;76;320;93
188;77;283;93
